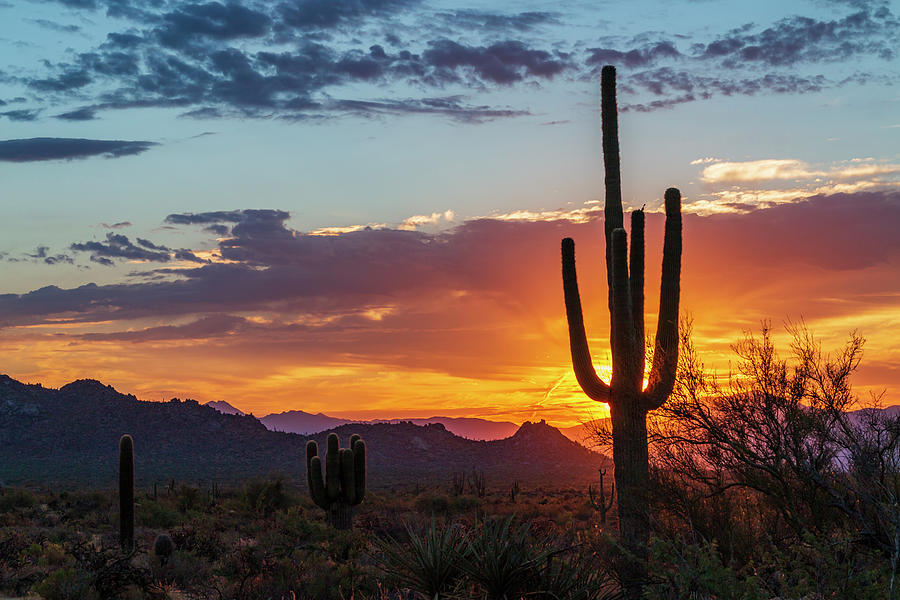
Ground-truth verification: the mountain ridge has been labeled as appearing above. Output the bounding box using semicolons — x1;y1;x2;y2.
0;375;606;489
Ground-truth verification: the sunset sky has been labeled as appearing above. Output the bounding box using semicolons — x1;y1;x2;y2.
1;0;898;426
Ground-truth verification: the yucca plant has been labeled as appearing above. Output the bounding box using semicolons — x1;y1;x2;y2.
460;516;550;600
375;519;467;599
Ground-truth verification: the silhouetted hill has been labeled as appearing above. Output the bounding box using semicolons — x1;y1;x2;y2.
260;409;351;434
260;410;519;441
205;400;245;416
0;375;606;490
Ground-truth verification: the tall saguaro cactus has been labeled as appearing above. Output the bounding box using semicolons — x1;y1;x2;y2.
306;433;366;530
119;434;135;552
561;65;682;596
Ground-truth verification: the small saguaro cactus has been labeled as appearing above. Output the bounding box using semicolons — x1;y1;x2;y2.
119;434;134;552
588;468;615;525
306;433;366;530
561;65;682;597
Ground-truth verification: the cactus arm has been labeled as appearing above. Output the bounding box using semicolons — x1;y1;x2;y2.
353;439;366;505
644;188;682;410
308;456;329;509
326;433;341;501
119;434;134;552
601;66;624;246
350;434;360;448
305;440;318;496
562;238;612;402
610;228;640;391
340;448;356;504
630;209;645;372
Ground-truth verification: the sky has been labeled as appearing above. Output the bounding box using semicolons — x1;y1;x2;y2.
0;0;898;426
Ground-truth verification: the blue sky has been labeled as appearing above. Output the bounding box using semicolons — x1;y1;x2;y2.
0;0;898;419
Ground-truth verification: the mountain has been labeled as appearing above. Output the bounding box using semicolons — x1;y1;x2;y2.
259;411;518;440
377;417;519;441
260;410;352;434
0;375;606;489
559;418;609;447
205;400;245;416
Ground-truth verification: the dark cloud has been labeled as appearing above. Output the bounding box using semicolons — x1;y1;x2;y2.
621;68;829;111
277;0;419;31
55;107;98;121
325;97;529;123
422;40;570;85
70;233;173;264
693;10;897;67
28;246;75;265
165;210;250;225
101;221;132;229
586;41;681;69
8;0;899;121
68;231;209;266
155;2;271;49
3;191;897;333
1;109;40;121
29;19;81;33
4;246;75;265
0;138;156;162
435;10;558;33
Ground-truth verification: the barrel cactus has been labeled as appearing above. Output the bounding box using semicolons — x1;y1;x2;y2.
306;433;366;530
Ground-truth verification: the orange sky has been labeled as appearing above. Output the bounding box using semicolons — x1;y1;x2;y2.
1;190;898;428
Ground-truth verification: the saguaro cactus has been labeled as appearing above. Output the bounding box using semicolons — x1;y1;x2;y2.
561;65;682;596
306;433;366;530
588;468;615;525
119;434;135;552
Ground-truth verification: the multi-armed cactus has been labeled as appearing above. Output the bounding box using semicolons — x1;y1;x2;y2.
561;65;681;596
588;468;615;525
306;433;366;530
119;434;135;552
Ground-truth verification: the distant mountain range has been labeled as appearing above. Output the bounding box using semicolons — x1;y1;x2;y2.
253;407;519;440
203;399;521;440
0;375;607;489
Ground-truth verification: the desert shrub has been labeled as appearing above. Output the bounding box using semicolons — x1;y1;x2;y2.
175;485;203;513
414;493;450;516
241;475;294;516
644;537;766;600
0;488;36;512
32;567;98;600
137;500;179;528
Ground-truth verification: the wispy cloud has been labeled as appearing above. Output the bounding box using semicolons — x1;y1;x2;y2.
0;138;157;162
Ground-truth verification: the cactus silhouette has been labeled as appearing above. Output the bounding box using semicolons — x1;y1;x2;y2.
306;433;366;530
561;65;682;597
119;434;134;552
588;468;615;525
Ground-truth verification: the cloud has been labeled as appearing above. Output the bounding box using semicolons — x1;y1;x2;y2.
155;2;271;49
434;10;558;33
586;41;681;69
55;107;98;121
68;232;208;266
422;40;570;85
0;138;156;162
29;18;81;33
2;191;899;417
1;109;41;121
4;246;75;265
